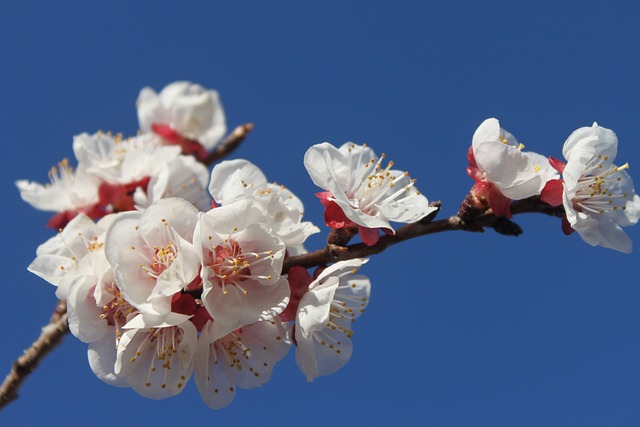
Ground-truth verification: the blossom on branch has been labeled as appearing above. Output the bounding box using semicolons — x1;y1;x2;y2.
194;199;290;332
467;118;558;217
541;123;640;253
304;142;435;245
290;258;371;382
137;81;227;160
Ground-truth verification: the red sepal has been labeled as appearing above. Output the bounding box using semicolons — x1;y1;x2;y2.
151;123;209;162
467;146;478;168
561;215;575;235
549;156;566;174
540;179;564;207
324;201;350;229
488;185;512;218
359;226;380;246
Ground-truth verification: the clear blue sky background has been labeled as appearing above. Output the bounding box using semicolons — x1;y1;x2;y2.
2;1;640;426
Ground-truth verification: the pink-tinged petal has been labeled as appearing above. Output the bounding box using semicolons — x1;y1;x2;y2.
540;179;564;207
359;226;380;246
324;200;351;229
548;156;566;174
561;215;575;235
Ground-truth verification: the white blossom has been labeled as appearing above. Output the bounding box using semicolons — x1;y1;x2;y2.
137;81;226;151
105;198;200;318
194;199;290;331
304;142;435;245
542;123;640;253
28;213;115;299
294;259;371;382
73;131;180;185
194;318;291;409
115;320;197;399
16;159;102;228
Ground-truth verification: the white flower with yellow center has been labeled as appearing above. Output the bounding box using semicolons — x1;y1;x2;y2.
304;142;435;245
294;258;371;382
194;318;291;409
105;198;200;319
28;213;115;299
468;118;558;217
541;123;640;253
73;131;180;184
115;319;197;399
194;199;290;331
16;157;99;213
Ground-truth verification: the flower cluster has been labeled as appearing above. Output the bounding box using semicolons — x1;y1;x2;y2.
20;82;375;409
17;81;224;229
17;81;640;410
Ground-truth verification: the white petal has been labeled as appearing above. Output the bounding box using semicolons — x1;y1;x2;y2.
117;322;197;399
88;330;129;388
67;275;107;343
202;275;289;331
563;123;618;163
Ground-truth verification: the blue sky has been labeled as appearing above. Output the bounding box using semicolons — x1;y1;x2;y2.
2;1;640;425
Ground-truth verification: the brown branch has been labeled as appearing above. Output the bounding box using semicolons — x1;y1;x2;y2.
282;196;565;273
0;300;70;411
204;123;254;166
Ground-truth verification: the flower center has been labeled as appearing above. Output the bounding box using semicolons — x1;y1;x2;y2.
212;240;252;283
345;145;419;216
138;241;178;279
573;155;630;215
207;230;274;294
129;326;187;390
